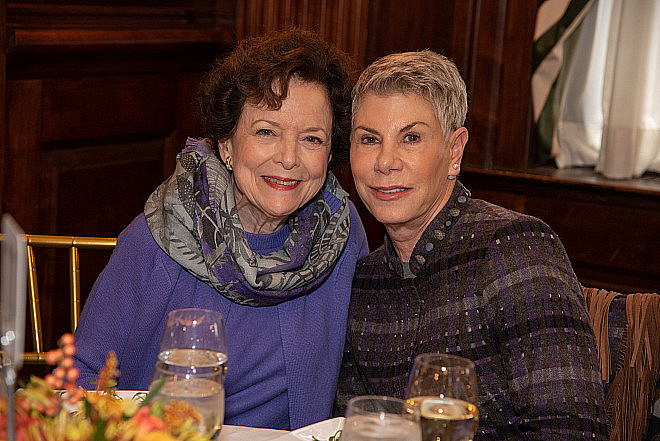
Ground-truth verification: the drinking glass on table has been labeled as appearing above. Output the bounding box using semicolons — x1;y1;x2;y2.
150;308;228;436
406;353;478;441
343;395;421;441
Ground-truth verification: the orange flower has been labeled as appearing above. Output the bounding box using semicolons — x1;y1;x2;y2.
96;351;120;393
163;401;202;429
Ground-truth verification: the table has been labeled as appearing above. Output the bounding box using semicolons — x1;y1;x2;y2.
218;425;287;441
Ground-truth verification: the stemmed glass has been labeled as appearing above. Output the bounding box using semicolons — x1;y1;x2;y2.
150;308;228;436
343;395;421;441
405;353;479;441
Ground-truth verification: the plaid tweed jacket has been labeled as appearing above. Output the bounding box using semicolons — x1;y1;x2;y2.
337;181;608;440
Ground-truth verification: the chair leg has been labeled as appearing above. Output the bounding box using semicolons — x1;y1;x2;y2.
69;246;81;332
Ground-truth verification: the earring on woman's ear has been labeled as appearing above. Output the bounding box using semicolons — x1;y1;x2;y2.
225;156;233;171
447;163;459;180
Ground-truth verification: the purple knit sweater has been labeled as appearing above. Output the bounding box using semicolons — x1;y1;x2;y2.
337;182;608;440
73;196;368;431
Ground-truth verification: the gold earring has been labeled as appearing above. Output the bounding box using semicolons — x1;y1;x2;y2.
225;156;233;171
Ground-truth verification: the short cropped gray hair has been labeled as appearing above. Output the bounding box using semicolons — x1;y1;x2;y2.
352;50;468;140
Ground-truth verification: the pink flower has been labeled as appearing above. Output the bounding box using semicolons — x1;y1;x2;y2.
132;406;167;435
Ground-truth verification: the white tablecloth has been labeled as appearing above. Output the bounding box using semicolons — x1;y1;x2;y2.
218;424;288;441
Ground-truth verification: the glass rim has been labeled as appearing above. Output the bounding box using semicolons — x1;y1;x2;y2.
348;395;410;405
413;352;476;370
167;307;224;318
347;395;419;417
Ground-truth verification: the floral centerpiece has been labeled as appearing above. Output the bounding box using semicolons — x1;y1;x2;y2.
0;334;211;441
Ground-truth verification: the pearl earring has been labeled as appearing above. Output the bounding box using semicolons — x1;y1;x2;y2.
452;163;459;170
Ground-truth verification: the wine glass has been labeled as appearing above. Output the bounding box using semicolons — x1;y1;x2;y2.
150;308;228;436
343;395;421;441
405;353;479;441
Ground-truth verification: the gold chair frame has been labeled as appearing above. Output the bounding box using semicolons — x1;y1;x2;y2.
0;234;116;364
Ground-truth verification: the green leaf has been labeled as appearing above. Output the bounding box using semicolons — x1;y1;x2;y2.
92;418;108;441
150;399;165;418
139;377;166;408
83;397;92;419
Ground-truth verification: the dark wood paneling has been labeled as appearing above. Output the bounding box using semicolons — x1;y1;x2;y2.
5;80;43;233
236;0;369;65
41;75;177;143
6;3;234;80
364;0;454;65
43;139;165;236
0;3;6;213
452;0;536;170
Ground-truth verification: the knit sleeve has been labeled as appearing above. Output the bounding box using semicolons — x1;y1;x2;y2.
73;214;168;389
481;216;608;440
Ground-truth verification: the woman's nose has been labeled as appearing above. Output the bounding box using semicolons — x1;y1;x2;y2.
375;141;401;174
275;138;299;169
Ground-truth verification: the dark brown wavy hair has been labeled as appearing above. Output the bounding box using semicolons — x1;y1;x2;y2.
198;28;356;170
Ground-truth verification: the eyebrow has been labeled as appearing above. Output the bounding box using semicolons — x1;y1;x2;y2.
253;119;328;134
252;119;282;129
353;121;427;135
398;121;427;133
353;125;380;136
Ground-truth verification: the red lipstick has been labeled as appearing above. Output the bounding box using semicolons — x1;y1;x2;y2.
262;176;301;191
370;186;410;201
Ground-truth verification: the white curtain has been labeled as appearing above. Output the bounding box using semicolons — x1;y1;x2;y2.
535;0;660;179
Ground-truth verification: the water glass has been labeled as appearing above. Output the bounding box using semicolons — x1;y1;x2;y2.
343;395;421;441
406;353;479;441
150;308;228;436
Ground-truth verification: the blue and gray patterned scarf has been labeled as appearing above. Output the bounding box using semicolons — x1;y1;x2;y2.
144;138;350;306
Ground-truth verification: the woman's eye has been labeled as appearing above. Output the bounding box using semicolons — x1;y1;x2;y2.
304;135;324;144
403;133;420;142
360;135;378;144
256;128;274;136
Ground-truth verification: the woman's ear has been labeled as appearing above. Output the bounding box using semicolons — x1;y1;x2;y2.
446;127;469;179
450;127;469;166
218;139;232;163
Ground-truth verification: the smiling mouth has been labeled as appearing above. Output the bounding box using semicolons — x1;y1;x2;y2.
373;187;407;194
263;176;300;186
371;186;409;193
369;186;411;200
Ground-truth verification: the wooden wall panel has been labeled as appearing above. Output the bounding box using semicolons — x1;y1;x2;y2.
5;80;43;233
44;139;164;236
451;0;536;170
364;0;454;65
0;3;5;214
41;75;177;143
236;0;369;64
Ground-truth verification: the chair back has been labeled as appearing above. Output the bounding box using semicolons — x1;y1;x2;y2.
583;286;660;441
0;234;116;364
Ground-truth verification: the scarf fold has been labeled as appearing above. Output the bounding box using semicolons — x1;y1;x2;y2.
144;138;350;306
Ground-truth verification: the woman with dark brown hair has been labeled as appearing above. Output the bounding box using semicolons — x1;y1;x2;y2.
73;29;368;430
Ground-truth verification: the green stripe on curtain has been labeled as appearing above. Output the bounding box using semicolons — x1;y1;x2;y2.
536;80;559;165
533;0;590;71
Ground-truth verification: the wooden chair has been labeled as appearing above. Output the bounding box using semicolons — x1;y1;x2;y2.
0;234;116;364
583;286;660;441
